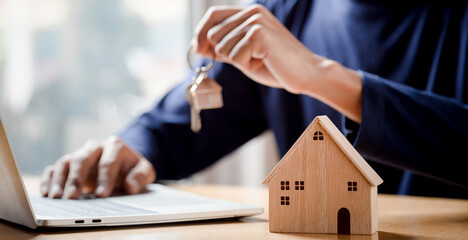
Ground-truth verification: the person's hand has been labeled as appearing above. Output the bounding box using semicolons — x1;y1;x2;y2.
40;136;156;199
193;4;363;123
193;4;335;95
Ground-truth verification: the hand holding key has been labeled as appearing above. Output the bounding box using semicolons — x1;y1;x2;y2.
186;47;223;133
191;4;363;123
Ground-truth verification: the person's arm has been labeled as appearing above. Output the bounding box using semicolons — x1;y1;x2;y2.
310;62;468;188
119;62;268;180
41;58;268;199
353;72;468;188
41;60;268;199
193;4;468;188
193;4;363;123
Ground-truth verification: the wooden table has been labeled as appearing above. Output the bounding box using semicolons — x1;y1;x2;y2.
1;177;467;240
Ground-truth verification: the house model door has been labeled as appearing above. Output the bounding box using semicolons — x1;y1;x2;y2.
338;208;351;234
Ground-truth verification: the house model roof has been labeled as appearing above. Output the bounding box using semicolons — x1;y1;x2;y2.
263;115;383;186
190;72;222;93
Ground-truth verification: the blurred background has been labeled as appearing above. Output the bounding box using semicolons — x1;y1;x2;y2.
0;0;278;186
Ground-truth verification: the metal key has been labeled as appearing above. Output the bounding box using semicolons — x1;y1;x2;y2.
186;82;202;133
186;46;222;133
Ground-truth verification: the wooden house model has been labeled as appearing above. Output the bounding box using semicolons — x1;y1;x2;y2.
263;115;383;235
190;72;223;110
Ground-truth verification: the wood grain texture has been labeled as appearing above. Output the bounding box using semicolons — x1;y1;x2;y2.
4;177;468;240
263;116;382;185
316;116;382;186
264;116;381;234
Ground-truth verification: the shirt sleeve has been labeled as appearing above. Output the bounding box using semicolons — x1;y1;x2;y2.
119;62;267;180
353;71;468;188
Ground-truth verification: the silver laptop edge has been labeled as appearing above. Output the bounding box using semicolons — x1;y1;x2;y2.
0;117;263;229
0;117;38;228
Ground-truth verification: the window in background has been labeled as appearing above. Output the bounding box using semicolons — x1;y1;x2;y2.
0;0;190;174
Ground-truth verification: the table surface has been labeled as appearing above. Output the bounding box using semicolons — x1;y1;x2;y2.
0;177;467;240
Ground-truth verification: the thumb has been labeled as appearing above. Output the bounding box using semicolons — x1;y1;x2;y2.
124;159;156;195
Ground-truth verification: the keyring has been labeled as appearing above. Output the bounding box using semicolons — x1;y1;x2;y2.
187;45;216;72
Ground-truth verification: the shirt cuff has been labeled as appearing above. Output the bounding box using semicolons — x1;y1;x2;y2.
346;71;384;160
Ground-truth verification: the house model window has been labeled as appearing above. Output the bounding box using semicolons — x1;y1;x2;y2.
295;181;304;190
281;181;290;190
281;196;290;205
348;181;357;191
313;131;324;141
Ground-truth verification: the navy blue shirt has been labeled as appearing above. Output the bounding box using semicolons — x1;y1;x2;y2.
120;0;468;198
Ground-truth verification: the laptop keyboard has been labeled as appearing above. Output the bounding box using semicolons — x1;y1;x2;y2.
30;196;158;219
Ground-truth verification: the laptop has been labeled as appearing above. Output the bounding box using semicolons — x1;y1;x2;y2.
0;118;263;229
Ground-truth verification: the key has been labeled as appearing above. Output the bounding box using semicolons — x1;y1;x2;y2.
186;80;202;133
191;107;202;133
186;47;223;133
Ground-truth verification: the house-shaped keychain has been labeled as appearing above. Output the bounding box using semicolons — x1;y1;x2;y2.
190;70;223;110
263;115;383;235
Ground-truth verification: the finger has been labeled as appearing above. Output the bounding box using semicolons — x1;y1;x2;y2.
206;5;261;46
213;28;246;62
40;165;54;197
63;139;102;199
95;137;125;198
48;156;71;198
230;24;267;71
228;25;282;88
208;8;268;64
193;6;243;57
124;158;156;195
82;164;99;194
211;13;254;62
213;10;268;62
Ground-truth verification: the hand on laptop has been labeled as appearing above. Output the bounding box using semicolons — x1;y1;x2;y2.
40;136;156;199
